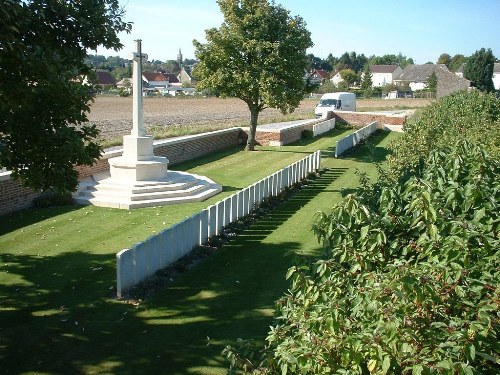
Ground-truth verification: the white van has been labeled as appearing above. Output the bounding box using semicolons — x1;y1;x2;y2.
314;92;356;117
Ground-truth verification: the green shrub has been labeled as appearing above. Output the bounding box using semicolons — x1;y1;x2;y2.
388;90;500;180
225;141;499;374
33;191;73;207
301;129;313;139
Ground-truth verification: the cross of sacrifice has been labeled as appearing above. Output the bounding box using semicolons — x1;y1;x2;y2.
128;40;148;137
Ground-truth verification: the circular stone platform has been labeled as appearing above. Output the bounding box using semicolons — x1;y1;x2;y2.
73;170;222;209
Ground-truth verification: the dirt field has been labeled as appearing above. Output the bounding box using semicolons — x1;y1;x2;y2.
87;96;433;141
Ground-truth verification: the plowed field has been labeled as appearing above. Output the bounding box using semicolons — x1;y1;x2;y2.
87;96;432;141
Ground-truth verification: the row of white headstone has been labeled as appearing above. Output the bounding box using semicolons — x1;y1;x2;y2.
335;121;378;157
312;117;336;137
116;150;322;297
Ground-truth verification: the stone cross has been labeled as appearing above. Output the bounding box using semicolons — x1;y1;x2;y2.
128;40;148;137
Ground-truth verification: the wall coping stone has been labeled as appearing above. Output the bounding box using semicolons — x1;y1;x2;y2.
0;171;12;182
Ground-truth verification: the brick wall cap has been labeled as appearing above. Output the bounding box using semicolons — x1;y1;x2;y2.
256;119;320;134
0;171;12;182
153;127;242;148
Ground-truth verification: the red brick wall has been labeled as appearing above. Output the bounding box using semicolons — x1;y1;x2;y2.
0;128;247;216
255;123;316;146
154;128;246;164
0;177;44;216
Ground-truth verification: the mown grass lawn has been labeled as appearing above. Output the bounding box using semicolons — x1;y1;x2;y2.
0;129;399;374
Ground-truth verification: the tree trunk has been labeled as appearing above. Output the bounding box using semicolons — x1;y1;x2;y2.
245;106;259;151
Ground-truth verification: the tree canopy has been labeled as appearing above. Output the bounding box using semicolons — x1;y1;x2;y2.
193;0;313;150
437;52;451;67
0;0;131;193
463;48;496;93
339;68;357;89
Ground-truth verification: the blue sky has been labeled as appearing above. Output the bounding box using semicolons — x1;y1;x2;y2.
94;0;499;64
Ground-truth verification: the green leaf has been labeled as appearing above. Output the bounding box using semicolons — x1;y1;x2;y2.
473;207;486;222
435;360;451;369
412;365;424;375
382;356;390;374
368;359;377;372
467;344;475;361
285;266;296;280
360;225;369;240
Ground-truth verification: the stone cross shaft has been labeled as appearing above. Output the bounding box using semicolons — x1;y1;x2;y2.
128;40;148;137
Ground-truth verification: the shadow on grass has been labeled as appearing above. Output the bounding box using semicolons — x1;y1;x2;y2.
323;129;393;162
0;164;346;375
0;204;84;236
170;145;245;171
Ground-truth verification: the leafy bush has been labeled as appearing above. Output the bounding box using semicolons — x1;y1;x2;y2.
33;191;73;207
387;90;500;180
224;141;499;374
301;129;314;139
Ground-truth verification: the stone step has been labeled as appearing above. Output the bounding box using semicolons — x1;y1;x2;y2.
73;171;222;210
74;185;222;209
77;180;211;201
80;177;198;195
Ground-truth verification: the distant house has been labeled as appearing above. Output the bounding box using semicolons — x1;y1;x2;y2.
493;63;500;91
116;78;132;89
394;64;449;91
309;69;330;85
365;65;402;87
142;72;170;89
436;69;471;98
177;67;193;85
160;87;196;97
330;70;343;85
96;71;116;89
81;70;116;91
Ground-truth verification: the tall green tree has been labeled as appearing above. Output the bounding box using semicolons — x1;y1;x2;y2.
0;0;131;193
449;54;467;72
193;0;313;151
427;71;438;92
463;48;495;93
339;68;357;88
360;65;373;97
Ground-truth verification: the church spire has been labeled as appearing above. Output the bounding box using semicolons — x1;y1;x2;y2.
177;48;183;69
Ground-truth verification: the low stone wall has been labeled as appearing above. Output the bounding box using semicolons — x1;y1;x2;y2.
254;116;334;146
335;121;378;157
0;174;44;216
331;110;407;127
0;128;247;216
116;151;322;297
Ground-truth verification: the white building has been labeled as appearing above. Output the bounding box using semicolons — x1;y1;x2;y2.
365;65;402;87
330;70;343;85
493;63;500;90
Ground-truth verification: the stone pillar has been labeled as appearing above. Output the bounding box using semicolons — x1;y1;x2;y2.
130;39;147;137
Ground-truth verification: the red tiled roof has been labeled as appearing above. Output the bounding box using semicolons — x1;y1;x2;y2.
143;72;169;82
143;72;180;84
312;69;330;79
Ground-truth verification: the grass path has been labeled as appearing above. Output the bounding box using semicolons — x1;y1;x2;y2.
0;130;398;374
